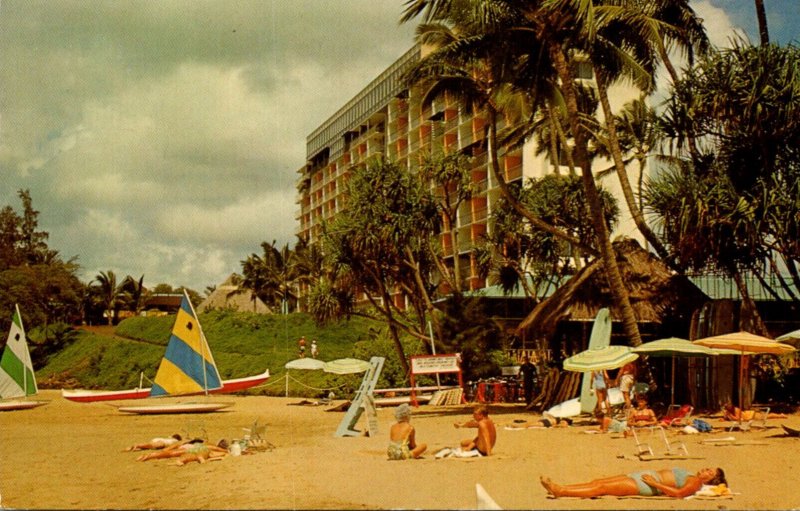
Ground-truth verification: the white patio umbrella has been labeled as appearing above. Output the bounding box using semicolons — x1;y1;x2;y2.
283;358;326;396
285;358;326;370
323;358;372;375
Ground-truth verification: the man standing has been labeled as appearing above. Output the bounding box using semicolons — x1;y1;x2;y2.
519;355;538;406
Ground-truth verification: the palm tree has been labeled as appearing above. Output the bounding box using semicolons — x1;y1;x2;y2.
402;0;657;347
94;270;120;325
120;274;146;315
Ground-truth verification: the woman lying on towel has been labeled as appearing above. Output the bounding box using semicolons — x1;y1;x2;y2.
722;403;787;422
540;467;726;498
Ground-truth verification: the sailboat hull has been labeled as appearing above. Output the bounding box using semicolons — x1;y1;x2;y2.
61;369;270;403
117;402;233;414
0;400;47;411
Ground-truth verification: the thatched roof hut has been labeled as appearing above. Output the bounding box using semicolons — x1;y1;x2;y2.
517;238;708;340
198;274;271;314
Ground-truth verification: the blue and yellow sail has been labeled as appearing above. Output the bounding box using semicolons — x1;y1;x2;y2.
150;292;222;397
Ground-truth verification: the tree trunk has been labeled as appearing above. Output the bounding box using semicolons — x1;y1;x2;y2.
550;44;643;348
485;108;597;257
594;70;669;261
754;0;770;46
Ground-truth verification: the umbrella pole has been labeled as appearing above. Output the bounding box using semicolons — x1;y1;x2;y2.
670;356;676;406
286;372;289;398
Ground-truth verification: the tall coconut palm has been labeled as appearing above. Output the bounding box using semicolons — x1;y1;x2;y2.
94;270;120;325
403;0;648;346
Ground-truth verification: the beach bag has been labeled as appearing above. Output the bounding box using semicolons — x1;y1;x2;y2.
692;418;713;432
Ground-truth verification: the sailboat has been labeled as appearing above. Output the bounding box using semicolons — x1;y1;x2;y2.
0;305;47;411
62;292;269;404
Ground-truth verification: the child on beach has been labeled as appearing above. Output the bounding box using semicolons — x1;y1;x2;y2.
387;403;427;460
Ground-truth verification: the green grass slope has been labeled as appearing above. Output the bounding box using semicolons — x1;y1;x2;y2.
39;310;379;398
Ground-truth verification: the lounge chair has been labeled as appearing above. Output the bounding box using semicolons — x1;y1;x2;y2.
729;405;771;432
660;404;694;427
631;425;688;458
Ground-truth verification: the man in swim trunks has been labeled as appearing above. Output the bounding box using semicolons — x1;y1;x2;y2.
454;405;496;456
540;467;726;498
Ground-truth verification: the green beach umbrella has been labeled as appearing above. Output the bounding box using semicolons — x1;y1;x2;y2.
563;345;639;372
632;337;717;405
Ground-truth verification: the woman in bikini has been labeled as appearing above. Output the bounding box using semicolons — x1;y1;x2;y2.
627;395;658;428
387;404;426;460
540;467;726;498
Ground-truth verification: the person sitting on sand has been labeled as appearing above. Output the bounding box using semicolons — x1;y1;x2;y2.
626;395;658;428
722;403;787;422
540;467;727;498
387;403;427;460
454;405;496;456
123;433;182;452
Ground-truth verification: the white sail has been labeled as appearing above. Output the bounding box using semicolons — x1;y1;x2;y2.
0;304;37;399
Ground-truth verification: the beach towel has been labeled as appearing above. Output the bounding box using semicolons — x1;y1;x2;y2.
434;447;482;459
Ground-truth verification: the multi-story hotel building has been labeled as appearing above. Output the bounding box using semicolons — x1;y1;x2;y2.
296;44;641;298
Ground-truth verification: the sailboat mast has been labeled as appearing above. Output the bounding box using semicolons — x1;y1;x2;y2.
16;304;27;396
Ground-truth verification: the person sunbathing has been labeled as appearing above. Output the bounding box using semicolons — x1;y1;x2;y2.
722;403;787;422
123;433;182;452
387;403;427;460
540;467;726;498
136;438;227;464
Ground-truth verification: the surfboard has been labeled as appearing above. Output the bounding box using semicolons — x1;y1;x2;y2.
547;387;624;418
579;308;612;414
0;400;46;411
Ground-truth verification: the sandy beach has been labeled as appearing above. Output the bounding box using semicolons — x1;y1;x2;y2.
1;390;799;509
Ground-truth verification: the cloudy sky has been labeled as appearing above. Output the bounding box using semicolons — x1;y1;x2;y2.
1;1;796;293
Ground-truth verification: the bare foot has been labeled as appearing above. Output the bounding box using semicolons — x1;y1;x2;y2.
175;460;185;466
540;476;558;496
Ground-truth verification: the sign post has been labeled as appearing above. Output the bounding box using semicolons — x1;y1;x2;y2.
409;353;464;407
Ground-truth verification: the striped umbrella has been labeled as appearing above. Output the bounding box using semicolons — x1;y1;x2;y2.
323;358;372;375
776;328;800;349
694;331;796;411
632;337;717;405
563;345;639;372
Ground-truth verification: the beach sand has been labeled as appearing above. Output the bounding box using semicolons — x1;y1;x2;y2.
1;390;799;509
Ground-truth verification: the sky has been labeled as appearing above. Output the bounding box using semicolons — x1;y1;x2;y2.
1;1;797;293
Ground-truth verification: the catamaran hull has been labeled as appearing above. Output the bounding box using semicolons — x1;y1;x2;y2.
61;370;270;403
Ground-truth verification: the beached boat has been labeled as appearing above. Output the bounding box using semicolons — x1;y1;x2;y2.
0;305;47;411
61;370;269;403
62;291;266;413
